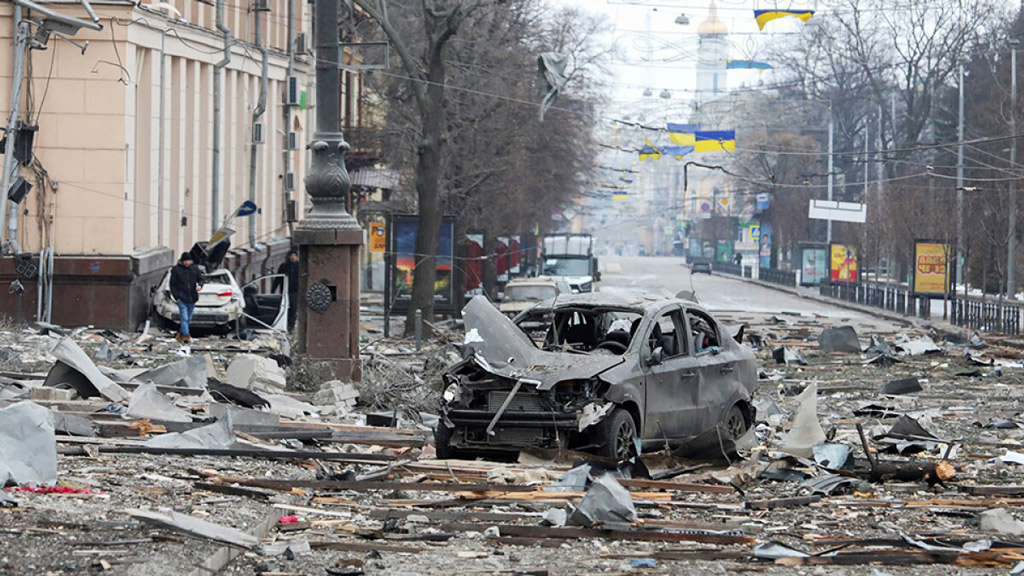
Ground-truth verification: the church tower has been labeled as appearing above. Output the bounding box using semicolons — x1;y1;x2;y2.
696;1;728;105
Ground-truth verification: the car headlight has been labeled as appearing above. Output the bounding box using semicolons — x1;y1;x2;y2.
442;383;460;403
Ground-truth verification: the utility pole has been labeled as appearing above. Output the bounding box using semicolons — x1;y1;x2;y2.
292;0;363;381
1009;41;1019;298
826;102;834;244
957;63;965;288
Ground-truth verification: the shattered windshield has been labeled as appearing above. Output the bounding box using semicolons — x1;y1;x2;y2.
505;285;558;302
543;258;591;277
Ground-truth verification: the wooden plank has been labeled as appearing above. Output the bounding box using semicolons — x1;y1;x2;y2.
440;522;755;545
307;540;421;553
617;479;734;494
203;475;540;493
746;496;822;510
62;446;395;463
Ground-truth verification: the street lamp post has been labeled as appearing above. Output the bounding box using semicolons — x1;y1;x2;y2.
291;0;364;381
1009;40;1019;298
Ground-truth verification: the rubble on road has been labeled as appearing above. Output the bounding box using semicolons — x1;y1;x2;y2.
4;307;1024;574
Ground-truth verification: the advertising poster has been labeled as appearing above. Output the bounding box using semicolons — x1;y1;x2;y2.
800;245;828;286
387;215;455;313
463;232;484;299
759;222;772;269
829;243;858;283
913;241;950;296
716;239;734;263
369;222;386;253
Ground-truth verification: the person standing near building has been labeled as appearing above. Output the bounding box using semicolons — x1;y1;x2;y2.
170;252;204;343
273;249;300;331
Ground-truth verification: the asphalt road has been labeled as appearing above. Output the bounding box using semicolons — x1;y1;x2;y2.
600;255;905;333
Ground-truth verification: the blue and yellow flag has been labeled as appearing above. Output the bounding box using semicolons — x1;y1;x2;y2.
753;9;814;31
613;192;628;200
663;145;695;160
638;137;662;161
667;123;699;146
619;176;634;185
726;60;773;71
694;130;736;153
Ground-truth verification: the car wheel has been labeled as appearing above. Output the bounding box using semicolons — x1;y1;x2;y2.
724;404;748;440
434;423;464;460
596;408;638;461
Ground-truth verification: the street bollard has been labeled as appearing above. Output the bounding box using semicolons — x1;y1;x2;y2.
415;308;422;352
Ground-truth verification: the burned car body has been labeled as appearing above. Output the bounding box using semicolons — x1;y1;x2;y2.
437;293;757;459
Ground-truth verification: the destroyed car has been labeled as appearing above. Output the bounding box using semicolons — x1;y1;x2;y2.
437;293;757;459
152;242;289;333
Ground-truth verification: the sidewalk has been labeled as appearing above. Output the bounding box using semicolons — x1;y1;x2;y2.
709;269;959;333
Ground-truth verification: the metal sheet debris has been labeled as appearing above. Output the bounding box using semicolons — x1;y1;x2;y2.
126;382;194;423
0;401;58;487
779;382;826;458
44;338;129;402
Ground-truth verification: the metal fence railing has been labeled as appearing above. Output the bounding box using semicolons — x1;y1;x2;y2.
759;267;797;287
819;281;931;319
951;296;1024;335
713;262;743;276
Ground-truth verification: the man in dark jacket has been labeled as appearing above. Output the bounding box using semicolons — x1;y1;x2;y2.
273;249;300;331
169;252;204;343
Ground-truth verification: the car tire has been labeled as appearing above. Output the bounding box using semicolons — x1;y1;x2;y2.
595;408;638;461
724;404;748;440
434;423;463;460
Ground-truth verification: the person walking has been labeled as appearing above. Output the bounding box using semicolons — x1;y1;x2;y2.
273;249;300;331
169;252;204;343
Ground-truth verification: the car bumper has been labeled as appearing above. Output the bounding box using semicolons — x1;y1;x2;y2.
157;305;239;327
444;409;578;450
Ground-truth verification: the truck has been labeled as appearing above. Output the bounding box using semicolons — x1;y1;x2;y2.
540;233;600;293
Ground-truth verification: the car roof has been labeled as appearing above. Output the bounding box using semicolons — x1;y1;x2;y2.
526;289;696;314
506;277;559;287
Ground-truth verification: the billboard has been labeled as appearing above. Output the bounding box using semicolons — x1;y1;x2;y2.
369;222;386;252
759;222;772;269
386;215;455;313
800;244;828;286
913;241;951;296
829;243;858;283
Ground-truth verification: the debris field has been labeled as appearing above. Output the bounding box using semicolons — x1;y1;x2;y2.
3;306;1024;576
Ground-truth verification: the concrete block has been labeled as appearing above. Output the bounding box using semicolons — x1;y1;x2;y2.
224;353;286;394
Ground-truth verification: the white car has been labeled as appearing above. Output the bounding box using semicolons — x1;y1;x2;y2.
152;268;288;333
498;277;568;317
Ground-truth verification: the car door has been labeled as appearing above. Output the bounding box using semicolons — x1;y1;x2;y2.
240;274;289;331
641;306;703;443
686;307;739;434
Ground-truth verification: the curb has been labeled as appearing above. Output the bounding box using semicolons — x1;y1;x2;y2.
706;269;958;332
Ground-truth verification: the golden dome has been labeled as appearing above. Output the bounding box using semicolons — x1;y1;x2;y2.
698;1;728;36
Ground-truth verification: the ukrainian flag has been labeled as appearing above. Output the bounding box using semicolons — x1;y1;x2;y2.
753;9;814;31
663;145;695;160
725;60;773;71
638;137;662;161
667;123;699;146
694;130;736;153
619;176;634;185
613;192;628;200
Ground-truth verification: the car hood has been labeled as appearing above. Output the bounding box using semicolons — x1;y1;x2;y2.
462;295;623;390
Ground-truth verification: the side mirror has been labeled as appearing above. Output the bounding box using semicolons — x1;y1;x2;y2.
648;346;665;366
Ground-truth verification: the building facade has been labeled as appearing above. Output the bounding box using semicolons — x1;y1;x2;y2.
0;0;369;328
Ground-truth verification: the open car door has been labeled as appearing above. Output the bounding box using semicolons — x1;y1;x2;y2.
240;275;288;331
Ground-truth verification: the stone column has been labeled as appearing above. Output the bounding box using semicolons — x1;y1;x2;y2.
292;0;362;381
